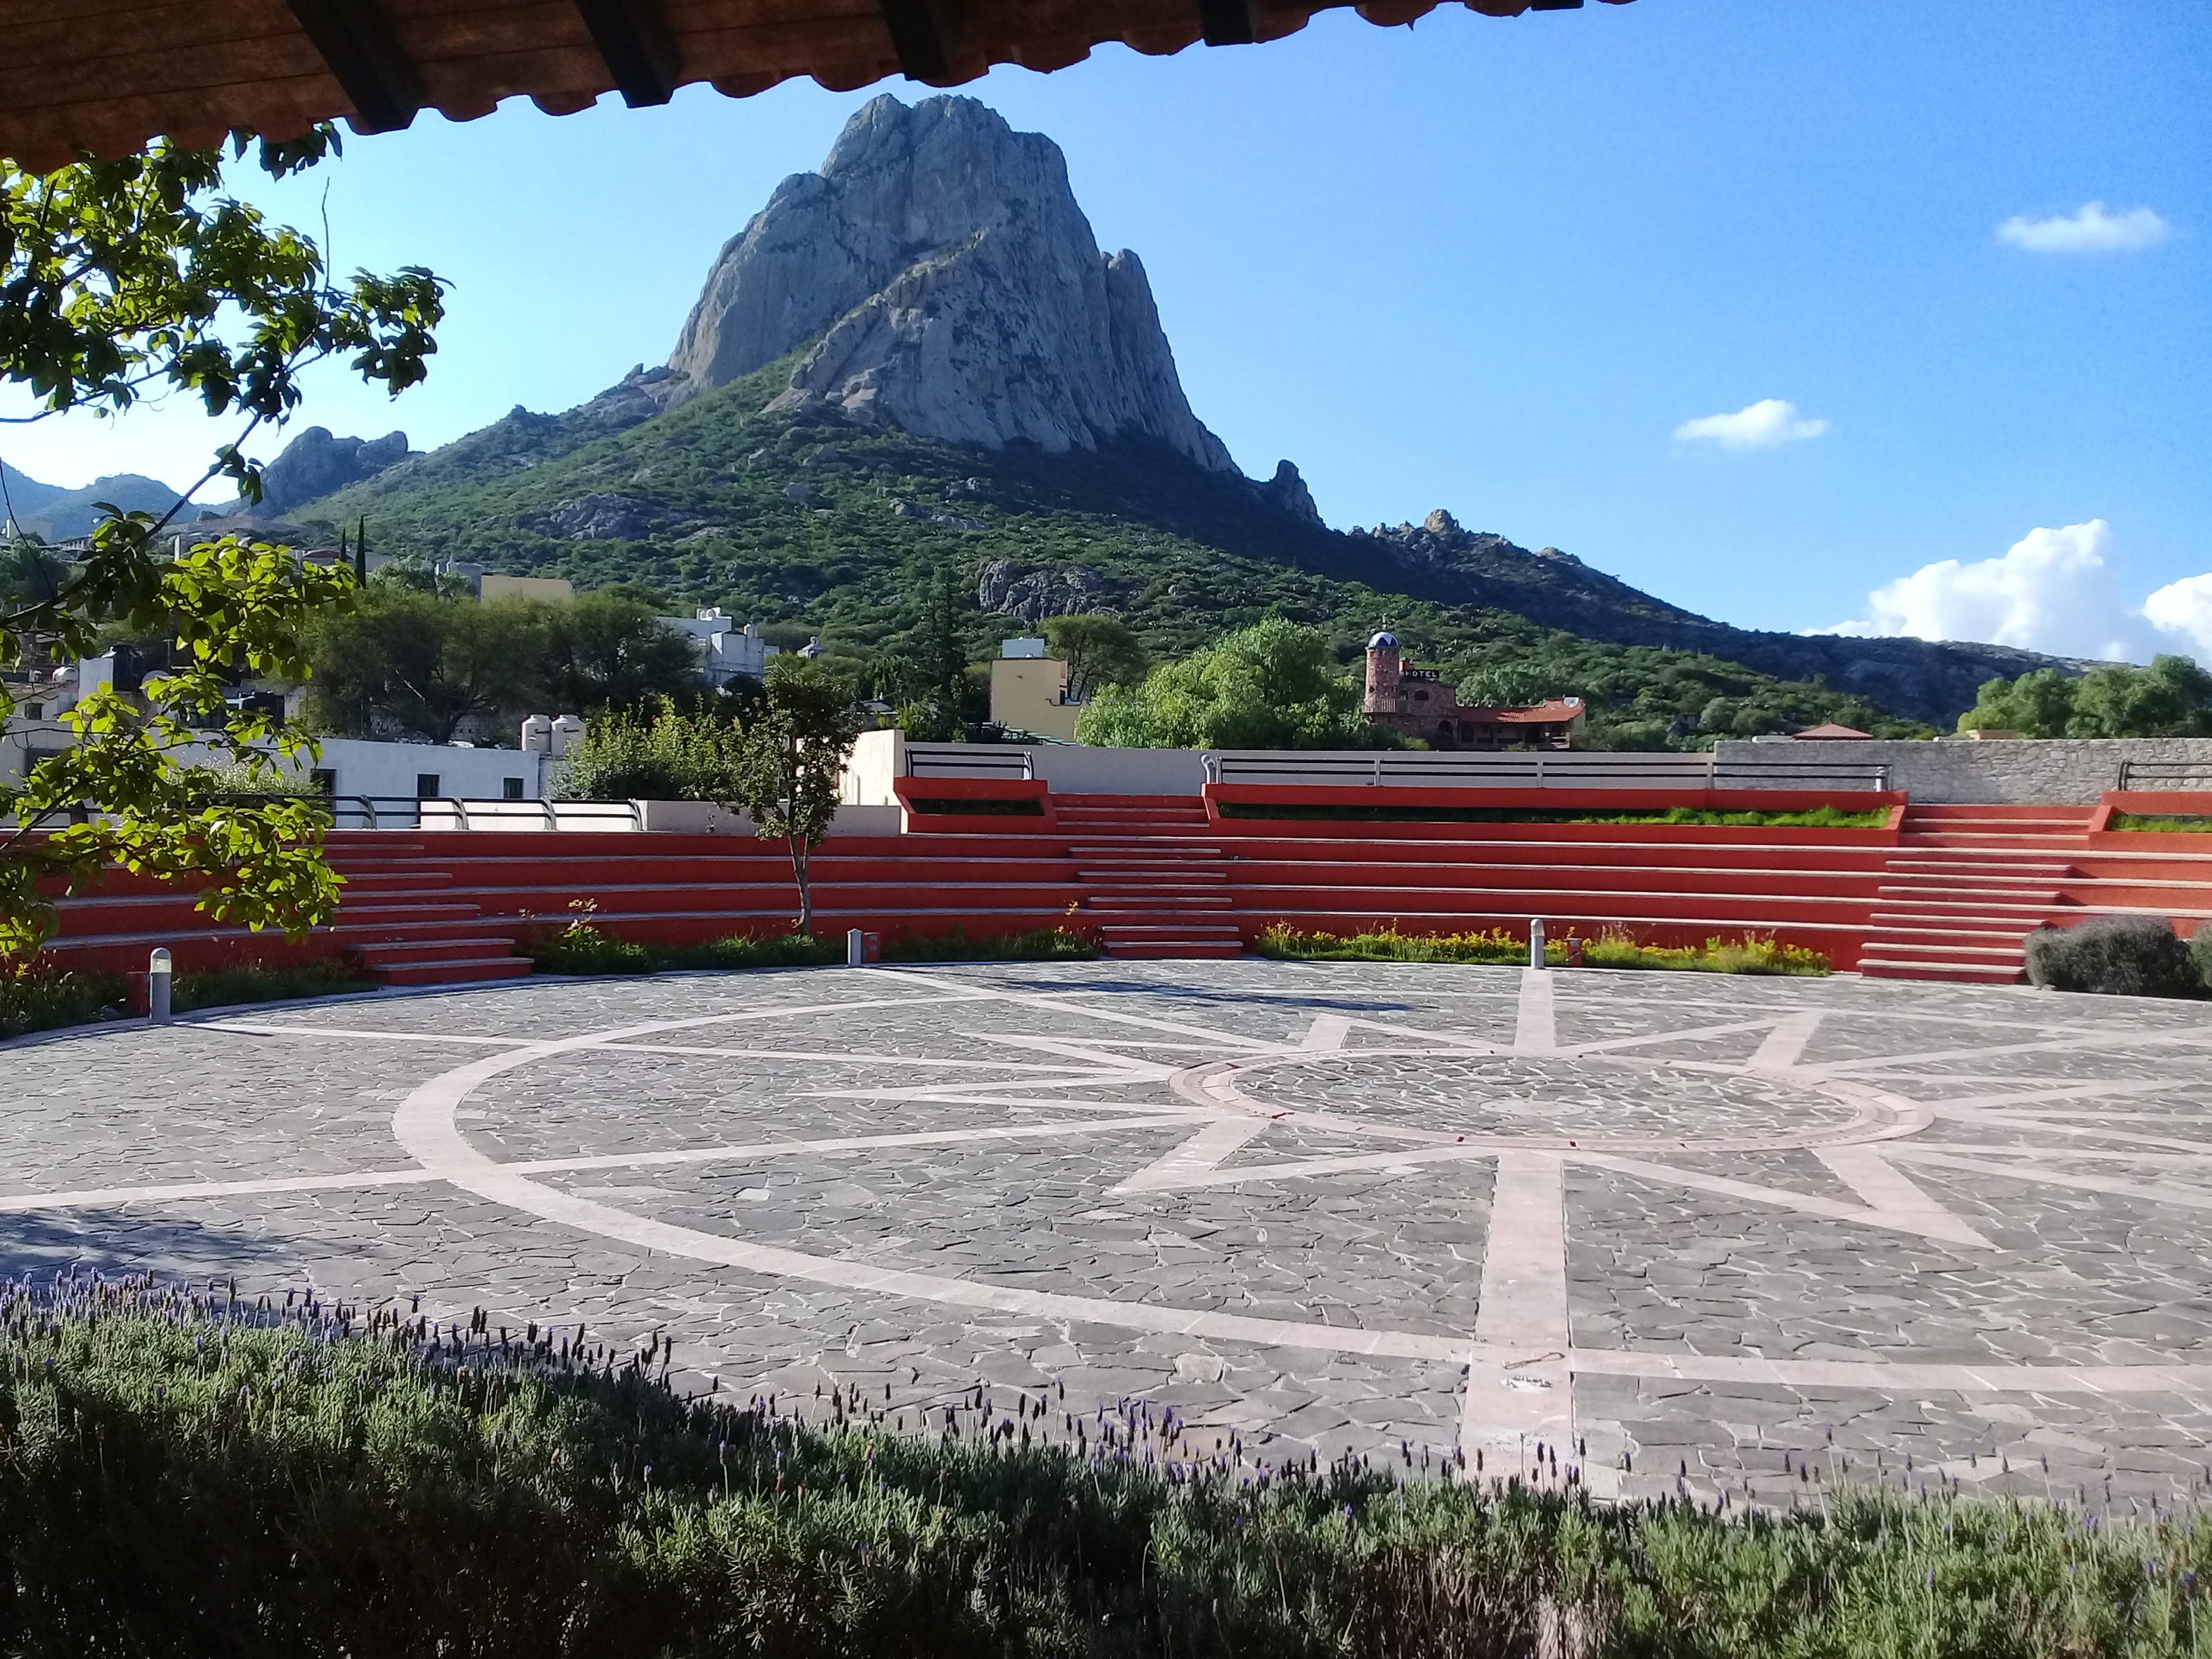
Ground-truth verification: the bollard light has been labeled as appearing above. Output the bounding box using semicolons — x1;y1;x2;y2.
148;947;173;1023
1528;918;1547;970
846;927;866;968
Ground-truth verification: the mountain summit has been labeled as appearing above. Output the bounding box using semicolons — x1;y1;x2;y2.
658;95;1237;474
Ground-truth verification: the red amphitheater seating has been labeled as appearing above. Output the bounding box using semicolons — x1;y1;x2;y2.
32;786;2212;988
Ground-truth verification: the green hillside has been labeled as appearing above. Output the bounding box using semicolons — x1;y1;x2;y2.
301;358;1930;746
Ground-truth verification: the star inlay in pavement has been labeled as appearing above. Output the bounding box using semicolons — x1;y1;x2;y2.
6;959;2211;1508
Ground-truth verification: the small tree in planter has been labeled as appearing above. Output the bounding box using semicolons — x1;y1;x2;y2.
721;657;862;936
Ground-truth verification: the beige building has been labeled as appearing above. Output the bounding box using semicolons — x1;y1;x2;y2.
478;574;575;604
988;638;1083;741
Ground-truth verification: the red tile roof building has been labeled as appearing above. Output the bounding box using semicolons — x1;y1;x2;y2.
1360;632;1585;751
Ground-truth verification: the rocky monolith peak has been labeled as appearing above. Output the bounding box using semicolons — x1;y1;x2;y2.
660;94;1239;474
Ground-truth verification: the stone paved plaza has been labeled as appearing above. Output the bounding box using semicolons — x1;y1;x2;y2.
6;958;2212;1509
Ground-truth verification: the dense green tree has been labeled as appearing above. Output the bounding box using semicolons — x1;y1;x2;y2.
1959;657;2212;739
552;699;741;803
301;589;550;744
364;556;474;600
0;130;443;955
1452;661;1563;708
543;591;701;715
1077;617;1390;750
0;535;69;606
720;656;863;935
1959;667;2079;736
2070;657;2212;738
1043;613;1147;702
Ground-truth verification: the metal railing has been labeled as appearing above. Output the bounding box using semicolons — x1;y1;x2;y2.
1204;751;1892;791
2117;760;2212;792
327;796;642;830
1205;752;1712;788
1708;758;1892;792
904;747;1036;780
14;794;645;833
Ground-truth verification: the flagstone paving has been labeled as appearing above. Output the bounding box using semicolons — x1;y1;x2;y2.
6;958;2212;1510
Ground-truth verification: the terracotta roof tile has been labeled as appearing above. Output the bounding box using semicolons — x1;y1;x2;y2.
0;0;1632;169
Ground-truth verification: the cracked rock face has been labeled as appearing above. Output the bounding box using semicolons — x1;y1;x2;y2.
527;493;670;542
664;94;1237;474
976;559;1124;621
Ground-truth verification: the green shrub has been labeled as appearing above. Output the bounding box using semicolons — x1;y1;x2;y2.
2024;916;2206;1000
1256;924;1828;976
550;701;741;803
656;932;842;969
172;953;372;1012
0;1284;2205;1657
521;919;1100;976
519;904;656;976
0;958;127;1037
2193;925;2212;992
2108;812;2212;834
883;925;1100;962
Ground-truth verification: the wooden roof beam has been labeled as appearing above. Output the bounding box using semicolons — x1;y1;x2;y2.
574;0;683;108
879;0;964;83
1199;0;1259;47
284;0;424;135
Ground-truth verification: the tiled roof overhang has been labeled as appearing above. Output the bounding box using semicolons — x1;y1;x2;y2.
0;0;1632;172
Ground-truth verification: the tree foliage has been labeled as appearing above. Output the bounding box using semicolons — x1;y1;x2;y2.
718;657;862;935
546;591;704;714
0;132;446;956
1043;613;1147;703
551;701;741;804
1960;656;2212;738
1076;618;1392;750
301;583;699;742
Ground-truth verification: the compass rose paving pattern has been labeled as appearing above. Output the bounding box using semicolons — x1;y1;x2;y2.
6;959;2212;1508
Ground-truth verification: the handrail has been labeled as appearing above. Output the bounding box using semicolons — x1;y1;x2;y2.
1210;752;1717;788
2118;759;2212;791
321;796;643;831
905;747;1035;780
1709;760;1892;792
1200;752;1893;791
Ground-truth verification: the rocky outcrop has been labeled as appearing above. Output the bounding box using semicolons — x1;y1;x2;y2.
663;95;1237;474
1262;460;1322;526
976;559;1124;622
254;427;413;515
527;493;671;541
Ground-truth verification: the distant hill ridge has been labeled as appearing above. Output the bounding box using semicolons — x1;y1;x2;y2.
243;94;2084;728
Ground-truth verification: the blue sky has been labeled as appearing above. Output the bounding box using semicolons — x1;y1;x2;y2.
3;0;2206;655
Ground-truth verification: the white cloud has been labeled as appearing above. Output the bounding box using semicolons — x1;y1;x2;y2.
1997;201;2171;254
2143;575;2212;661
1673;398;1829;450
1817;519;2212;664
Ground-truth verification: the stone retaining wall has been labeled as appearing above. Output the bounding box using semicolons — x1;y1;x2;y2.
1713;738;2212;804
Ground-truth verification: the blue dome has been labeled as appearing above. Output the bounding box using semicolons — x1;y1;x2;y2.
1367;631;1399;650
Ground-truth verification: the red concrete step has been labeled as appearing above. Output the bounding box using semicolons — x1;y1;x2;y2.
1081;874;1230;888
372;956;535;987
352;935;521;966
1860;958;2024;984
1103;939;1246;959
1901;832;2088;848
1089;893;1236;911
1908;804;2095;818
1101;924;1243;943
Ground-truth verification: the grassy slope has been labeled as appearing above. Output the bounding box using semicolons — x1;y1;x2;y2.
305;362;1930;745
